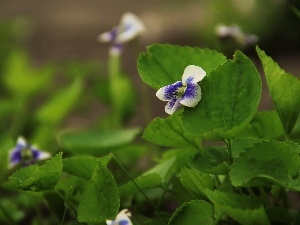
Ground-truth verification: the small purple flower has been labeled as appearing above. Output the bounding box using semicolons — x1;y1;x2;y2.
98;12;145;55
8;136;51;168
106;209;132;225
156;65;206;115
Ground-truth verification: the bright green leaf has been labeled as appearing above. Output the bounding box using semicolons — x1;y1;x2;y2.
119;173;162;196
169;200;217;225
180;167;214;199
63;155;111;179
257;47;300;134
58;128;140;155
9;153;63;191
230;141;300;190
143;111;200;148
36;79;82;125
137;44;227;89
205;190;270;225
77;162;119;223
144;148;197;183
182;50;261;140
189;146;230;175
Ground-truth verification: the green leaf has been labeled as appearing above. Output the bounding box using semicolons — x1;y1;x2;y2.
2;50;53;98
231;138;263;158
9;152;63;191
143;111;200;148
119;173;162;196
205;190;270;225
58;128;140;155
77;162;119;223
230;141;300;190
257;47;300;134
137;44;227;89
144;148;197;183
169;200;217;225
189;146;230;175
180;167;214;199
63;155;111;179
238;111;284;139
36;78;82;125
182;50;261;139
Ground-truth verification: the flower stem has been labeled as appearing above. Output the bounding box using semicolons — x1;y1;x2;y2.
225;139;233;165
60;186;73;225
108;53;122;128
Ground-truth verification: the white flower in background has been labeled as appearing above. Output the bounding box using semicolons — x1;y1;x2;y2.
215;24;258;46
106;209;133;225
98;12;145;55
8;136;51;168
156;65;206;115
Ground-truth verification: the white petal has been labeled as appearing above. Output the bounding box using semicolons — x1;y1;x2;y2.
16;136;27;147
156;81;182;101
106;220;113;225
98;31;113;43
115;209;132;225
36;151;51;160
180;83;201;107
116;12;145;43
182;65;206;85
156;87;170;101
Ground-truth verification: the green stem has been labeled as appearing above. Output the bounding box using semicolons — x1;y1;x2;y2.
109;152;168;224
246;187;256;198
225;139;233;165
258;186;271;208
60;186;73;225
108;53;122;128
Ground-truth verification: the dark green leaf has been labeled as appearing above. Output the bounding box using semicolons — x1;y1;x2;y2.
143;111;200;148
77;162;119;223
205;190;270;225
230;141;300;190
119;173;162;196
189;146;230;175
182;50;261;140
169;200;217;225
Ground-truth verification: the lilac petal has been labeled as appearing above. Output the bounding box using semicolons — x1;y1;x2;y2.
180;82;201;107
165;98;182;115
109;42;123;56
182;65;206;86
156;81;182;101
117;12;145;43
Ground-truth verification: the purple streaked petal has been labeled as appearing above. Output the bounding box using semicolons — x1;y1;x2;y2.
9;148;22;168
31;148;51;160
165;98;181;115
16;136;28;148
109;42;123;56
182;65;206;86
119;220;130;225
180;82;201;107
156;81;182;101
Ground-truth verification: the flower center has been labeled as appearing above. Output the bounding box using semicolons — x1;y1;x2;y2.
176;86;186;98
21;148;34;162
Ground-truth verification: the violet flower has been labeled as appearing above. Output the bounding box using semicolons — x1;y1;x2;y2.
106;209;132;225
8;136;51;168
156;65;206;115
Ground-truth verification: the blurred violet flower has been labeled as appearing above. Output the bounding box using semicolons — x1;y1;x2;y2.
215;24;258;46
106;209;132;225
156;65;206;115
8;136;51;168
98;12;145;55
